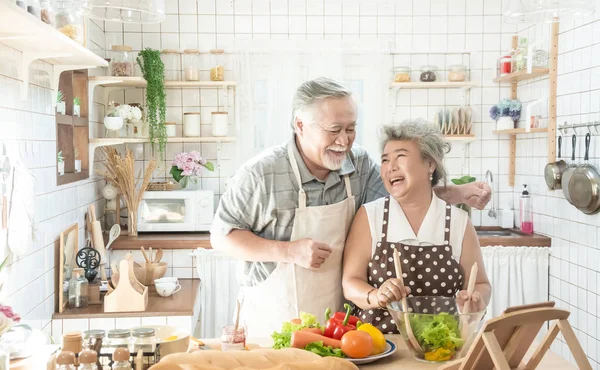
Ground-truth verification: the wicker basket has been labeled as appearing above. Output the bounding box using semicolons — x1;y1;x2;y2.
147;182;175;191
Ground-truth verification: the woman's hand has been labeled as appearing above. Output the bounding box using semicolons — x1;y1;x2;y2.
376;278;411;308
456;290;486;313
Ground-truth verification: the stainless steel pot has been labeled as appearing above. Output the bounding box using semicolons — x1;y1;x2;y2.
561;134;578;204
568;133;600;215
544;135;567;190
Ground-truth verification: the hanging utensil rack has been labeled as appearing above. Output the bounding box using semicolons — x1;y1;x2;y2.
558;121;600;136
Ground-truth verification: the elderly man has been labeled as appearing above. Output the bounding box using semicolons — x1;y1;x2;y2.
210;77;490;338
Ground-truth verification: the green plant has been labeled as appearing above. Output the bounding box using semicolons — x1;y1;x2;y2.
56;90;64;104
137;48;167;159
57;151;64;163
73;97;81;106
451;175;476;214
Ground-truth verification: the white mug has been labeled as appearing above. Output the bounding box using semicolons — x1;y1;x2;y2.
155;282;181;297
154;277;178;284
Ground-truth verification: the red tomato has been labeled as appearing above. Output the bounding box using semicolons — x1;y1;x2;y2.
341;330;373;358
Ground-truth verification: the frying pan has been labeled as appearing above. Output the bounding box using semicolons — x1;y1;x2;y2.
561;134;578;204
544;135;567;190
568;133;600;215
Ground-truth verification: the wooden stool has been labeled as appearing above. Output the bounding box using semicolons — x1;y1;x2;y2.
439;301;591;370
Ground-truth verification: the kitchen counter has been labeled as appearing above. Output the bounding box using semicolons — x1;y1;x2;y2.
476;227;551;247
53;279;201;319
110;231;212;250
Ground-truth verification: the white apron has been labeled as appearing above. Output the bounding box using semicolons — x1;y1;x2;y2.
238;144;356;340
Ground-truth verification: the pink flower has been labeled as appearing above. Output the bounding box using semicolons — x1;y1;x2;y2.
188;151;201;162
0;305;20;323
181;162;195;176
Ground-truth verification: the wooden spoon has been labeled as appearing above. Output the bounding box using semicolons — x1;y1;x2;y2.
141;247;150;264
149;247;154;263
459;263;479;339
154;249;163;263
393;249;424;356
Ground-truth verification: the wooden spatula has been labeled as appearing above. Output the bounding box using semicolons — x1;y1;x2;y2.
393;249;424;356
459;263;479;342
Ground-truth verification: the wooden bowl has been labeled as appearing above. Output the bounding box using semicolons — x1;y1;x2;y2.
111;262;168;287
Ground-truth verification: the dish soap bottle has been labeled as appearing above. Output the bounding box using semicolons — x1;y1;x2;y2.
520;184;533;234
112;348;131;370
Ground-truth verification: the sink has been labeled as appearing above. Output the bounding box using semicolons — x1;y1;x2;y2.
476;230;512;237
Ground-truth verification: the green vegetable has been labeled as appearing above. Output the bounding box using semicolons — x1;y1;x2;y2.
271;312;322;349
304;341;346;358
410;313;464;351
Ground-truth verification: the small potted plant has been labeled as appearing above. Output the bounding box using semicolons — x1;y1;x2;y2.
56;90;66;115
489;98;521;131
451;175;476;217
74;147;81;172
170;151;214;189
104;103;142;135
57;151;65;175
73;97;81;117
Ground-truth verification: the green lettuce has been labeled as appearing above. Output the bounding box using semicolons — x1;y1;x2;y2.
409;313;464;351
304;341;346;358
271;312;322;349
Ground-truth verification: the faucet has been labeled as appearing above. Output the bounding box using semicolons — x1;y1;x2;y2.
485;170;497;219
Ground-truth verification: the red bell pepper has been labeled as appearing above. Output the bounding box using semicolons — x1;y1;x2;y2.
323;303;358;340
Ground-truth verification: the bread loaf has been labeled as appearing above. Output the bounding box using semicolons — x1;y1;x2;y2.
149;348;358;370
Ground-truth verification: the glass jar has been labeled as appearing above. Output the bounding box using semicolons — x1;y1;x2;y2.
40;0;54;25
27;0;40;17
110;45;134;77
161;49;181;81
104;329;130;355
515;37;528;72
448;64;467;82
55;0;85;45
220;326;246;351
392;66;411;82
419;65;437;82
68;268;88;308
532;49;548;68
82;330;104;370
498;55;513;76
129;328;157;354
183;49;200;81
209;49;225;81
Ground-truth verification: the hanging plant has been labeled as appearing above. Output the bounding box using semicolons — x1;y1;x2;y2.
137;48;167;159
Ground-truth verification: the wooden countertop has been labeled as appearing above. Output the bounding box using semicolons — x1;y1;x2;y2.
110;231;213;250
476;227;551;247
53;279;200;319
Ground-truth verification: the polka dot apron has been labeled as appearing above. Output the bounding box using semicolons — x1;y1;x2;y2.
354;197;465;334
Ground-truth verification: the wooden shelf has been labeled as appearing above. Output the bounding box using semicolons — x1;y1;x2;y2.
443;134;476;142
57;171;88;185
55;114;72;125
493;69;550;83
89;76;236;88
90;137;237;144
390;81;478;90
493;128;548;135
110;231;212;250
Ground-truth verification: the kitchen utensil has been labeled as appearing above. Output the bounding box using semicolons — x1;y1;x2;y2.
105;224;121;250
234;299;241;331
544;135;568;190
458;263;478;357
568;133;600;215
438;301;591;370
154;248;163;263
76;247;101;282
133;261;168;286
104;253;148;313
392;249;424;356
562;134;578;204
149;246;154;262
485;170;497;218
141;246;151;263
89;204;107;281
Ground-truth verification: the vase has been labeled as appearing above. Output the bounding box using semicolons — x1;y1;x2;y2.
74;159;81;172
58;161;64;175
56;101;66;115
104;116;124;131
74;104;80;117
496;116;514;131
128;210;138;236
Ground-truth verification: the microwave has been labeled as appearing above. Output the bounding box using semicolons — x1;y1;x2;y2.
137;189;214;232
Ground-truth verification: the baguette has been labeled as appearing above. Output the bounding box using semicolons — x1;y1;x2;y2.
149;348;358;370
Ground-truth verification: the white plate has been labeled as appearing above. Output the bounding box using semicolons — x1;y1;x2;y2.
346;339;397;365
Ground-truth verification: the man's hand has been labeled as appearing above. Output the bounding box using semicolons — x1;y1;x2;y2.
459;181;491;210
287;238;332;269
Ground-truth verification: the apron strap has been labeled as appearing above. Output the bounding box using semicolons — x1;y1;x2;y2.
287;143;307;209
443;203;452;245
343;175;352;198
381;197;391;243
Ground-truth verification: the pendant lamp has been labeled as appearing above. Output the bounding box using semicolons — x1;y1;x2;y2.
504;0;595;23
87;0;165;24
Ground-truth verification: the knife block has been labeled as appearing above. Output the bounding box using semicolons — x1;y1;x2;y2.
104;253;148;313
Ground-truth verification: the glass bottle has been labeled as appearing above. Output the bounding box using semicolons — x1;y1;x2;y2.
515;37;528;72
419;65;437;82
392;66;411;82
55;0;85;45
129;328;157;354
520;184;533;234
183;49;200;81
110;45;134;77
161;49;181;81
56;351;77;370
103;329;130;358
111;348;131;370
78;350;97;370
209;49;225;81
448;64;467;82
68;268;89;308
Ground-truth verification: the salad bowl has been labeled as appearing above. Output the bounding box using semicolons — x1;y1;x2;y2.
387;296;485;364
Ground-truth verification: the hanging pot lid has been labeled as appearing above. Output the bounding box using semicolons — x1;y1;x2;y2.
503;0;595;24
87;0;166;24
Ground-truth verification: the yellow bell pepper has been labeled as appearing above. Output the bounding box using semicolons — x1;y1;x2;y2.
424;347;454;362
357;323;386;355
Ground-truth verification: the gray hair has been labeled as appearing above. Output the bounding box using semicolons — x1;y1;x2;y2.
379;119;451;187
290;77;353;130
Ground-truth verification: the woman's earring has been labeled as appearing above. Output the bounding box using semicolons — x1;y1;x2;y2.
429;172;434;181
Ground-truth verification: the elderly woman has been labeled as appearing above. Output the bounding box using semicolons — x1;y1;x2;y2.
342;119;491;334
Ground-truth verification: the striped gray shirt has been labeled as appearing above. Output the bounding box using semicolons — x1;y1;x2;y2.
211;136;387;286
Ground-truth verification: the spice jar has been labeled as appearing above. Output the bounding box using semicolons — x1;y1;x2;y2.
40;0;54;25
103;329;130;356
221;326;246;351
27;0;40;17
57;351;77;370
392;66;411;82
183;112;201;137
78;350;98;370
68;268;88;308
209;49;225;81
161;49;181;81
419;65;437;82
112;348;131;370
498;55;513;76
62;332;83;360
448;64;467;82
110;45;134;77
55;0;85;45
129;328;157;354
183;49;200;81
83;330;104;370
165;122;177;137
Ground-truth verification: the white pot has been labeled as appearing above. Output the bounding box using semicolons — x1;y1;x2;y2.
183;113;201;137
74;159;81;172
104;116;124;131
74;104;80;117
211;111;228;137
496;116;515;130
56;101;66;115
58;161;64;175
